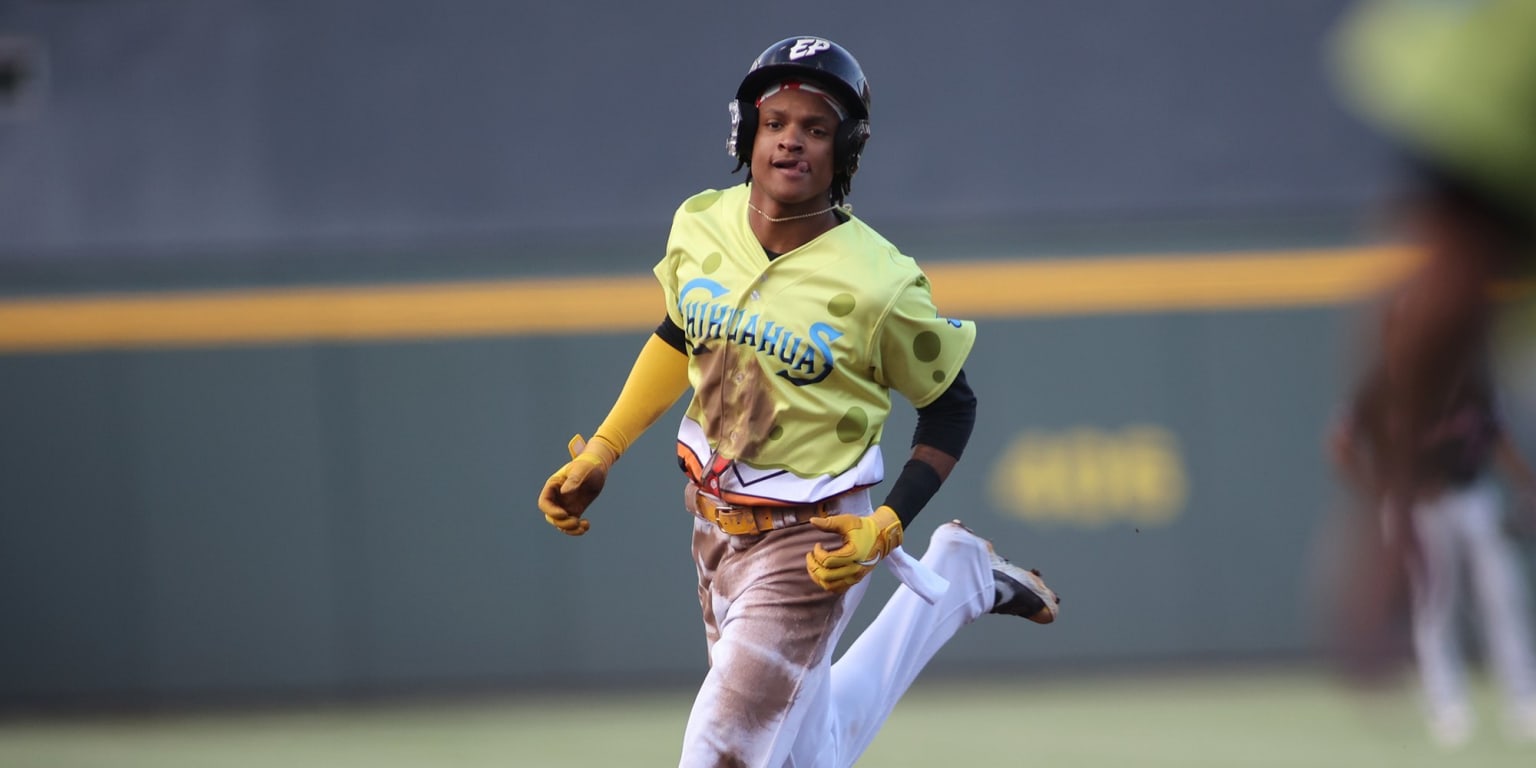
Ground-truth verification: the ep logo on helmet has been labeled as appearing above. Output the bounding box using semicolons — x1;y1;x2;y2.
789;38;831;60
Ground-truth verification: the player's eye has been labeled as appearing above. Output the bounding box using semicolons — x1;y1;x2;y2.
763;119;783;130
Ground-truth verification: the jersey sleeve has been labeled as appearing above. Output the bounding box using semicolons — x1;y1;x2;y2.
872;274;977;408
653;223;686;329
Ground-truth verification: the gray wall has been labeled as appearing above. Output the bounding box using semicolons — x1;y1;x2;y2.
0;1;1433;707
1;0;1392;276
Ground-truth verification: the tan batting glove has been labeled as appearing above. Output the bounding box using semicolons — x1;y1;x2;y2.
538;435;618;536
806;505;904;593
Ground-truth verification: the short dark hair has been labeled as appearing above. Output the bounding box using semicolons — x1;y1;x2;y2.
1406;153;1535;264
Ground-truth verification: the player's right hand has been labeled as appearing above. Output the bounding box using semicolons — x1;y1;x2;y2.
806;505;904;592
538;434;616;536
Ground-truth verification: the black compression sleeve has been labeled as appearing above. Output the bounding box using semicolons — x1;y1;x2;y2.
655;315;687;353
881;371;978;527
882;459;943;528
911;370;977;458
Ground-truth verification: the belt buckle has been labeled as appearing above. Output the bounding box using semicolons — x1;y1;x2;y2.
700;493;756;536
714;507;760;536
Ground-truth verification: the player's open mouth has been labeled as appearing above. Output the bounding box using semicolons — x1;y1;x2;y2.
772;159;812;175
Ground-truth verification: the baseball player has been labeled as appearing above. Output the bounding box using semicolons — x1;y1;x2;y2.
1332;285;1536;746
537;36;1058;768
1328;0;1536;746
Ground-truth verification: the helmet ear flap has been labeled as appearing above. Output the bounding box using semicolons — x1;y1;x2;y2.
830;118;870;205
728;99;758;172
834;118;870;179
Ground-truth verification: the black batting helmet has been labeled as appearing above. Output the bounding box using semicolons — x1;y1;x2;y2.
727;37;872;204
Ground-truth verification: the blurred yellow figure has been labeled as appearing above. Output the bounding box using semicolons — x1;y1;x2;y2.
1330;0;1536;748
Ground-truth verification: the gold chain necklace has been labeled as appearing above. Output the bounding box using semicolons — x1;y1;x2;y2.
747;201;839;223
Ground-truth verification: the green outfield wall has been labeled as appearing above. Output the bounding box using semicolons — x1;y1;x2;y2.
0;297;1379;706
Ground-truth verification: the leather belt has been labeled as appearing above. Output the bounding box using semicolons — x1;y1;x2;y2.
692;489;843;536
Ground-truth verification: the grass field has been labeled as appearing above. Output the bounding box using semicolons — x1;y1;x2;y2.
2;666;1532;767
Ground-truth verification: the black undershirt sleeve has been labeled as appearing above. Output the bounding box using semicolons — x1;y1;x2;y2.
882;370;977;527
910;369;977;458
655;315;687;353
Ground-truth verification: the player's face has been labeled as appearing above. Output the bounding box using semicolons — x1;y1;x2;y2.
750;89;839;209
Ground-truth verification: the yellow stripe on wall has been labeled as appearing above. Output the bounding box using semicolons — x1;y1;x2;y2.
928;244;1417;316
0;245;1418;353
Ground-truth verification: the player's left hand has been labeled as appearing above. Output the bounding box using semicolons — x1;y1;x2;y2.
538;435;616;536
806;506;903;592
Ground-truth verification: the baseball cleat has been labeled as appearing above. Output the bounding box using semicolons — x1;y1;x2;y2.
988;551;1059;624
1506;702;1536;744
1428;706;1474;750
941;520;1059;624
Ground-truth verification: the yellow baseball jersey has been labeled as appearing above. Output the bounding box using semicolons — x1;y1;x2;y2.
654;183;976;505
